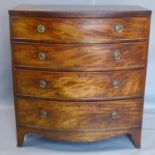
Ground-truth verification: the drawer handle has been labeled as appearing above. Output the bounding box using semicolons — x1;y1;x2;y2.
37;24;46;33
113;50;122;60
39;80;47;88
40;110;48;118
39;52;46;60
111;111;118;119
112;80;121;88
115;24;123;33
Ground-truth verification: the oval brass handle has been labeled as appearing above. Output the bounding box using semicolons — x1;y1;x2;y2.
37;24;46;33
111;111;118;119
113;50;122;60
112;80;121;89
39;52;46;60
39;80;47;88
115;24;123;33
40;110;48;118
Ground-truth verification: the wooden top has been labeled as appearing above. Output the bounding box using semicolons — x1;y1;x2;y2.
9;5;151;17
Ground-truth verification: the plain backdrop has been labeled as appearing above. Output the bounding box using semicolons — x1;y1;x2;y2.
0;0;154;108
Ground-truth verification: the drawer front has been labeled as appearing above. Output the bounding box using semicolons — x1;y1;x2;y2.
16;98;142;131
15;70;144;99
12;17;149;43
13;42;147;70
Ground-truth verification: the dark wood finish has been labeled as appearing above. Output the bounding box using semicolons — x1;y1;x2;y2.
13;42;147;71
11;17;149;43
15;69;144;99
9;5;151;148
9;5;151;17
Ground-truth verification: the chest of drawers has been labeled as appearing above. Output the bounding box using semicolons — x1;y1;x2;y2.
9;5;151;148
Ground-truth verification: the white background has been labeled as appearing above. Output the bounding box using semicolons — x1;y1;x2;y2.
0;0;154;108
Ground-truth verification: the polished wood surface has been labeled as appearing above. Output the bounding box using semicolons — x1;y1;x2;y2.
9;5;151;17
12;17;149;43
17;98;142;131
13;42;147;71
9;5;151;148
15;69;144;100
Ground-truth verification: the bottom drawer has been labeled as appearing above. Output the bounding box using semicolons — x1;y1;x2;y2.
16;98;142;132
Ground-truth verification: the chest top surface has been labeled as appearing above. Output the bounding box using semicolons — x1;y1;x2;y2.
9;5;151;17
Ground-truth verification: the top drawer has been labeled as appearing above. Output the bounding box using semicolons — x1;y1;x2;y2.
11;17;149;43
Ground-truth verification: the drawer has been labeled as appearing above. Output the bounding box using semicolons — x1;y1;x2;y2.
16;98;142;131
13;42;147;71
12;17;149;43
15;70;144;100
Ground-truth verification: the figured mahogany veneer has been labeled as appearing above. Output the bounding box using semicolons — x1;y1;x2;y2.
13;42;147;71
12;17;149;43
17;98;142;132
9;5;151;148
15;69;144;100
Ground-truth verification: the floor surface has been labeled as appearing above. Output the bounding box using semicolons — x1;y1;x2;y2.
0;104;155;155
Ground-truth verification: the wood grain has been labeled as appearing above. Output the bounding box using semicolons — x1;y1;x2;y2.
15;69;144;100
16;98;142;131
13;42;147;71
12;17;149;43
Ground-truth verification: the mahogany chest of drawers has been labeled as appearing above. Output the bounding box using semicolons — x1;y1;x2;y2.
9;5;151;148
